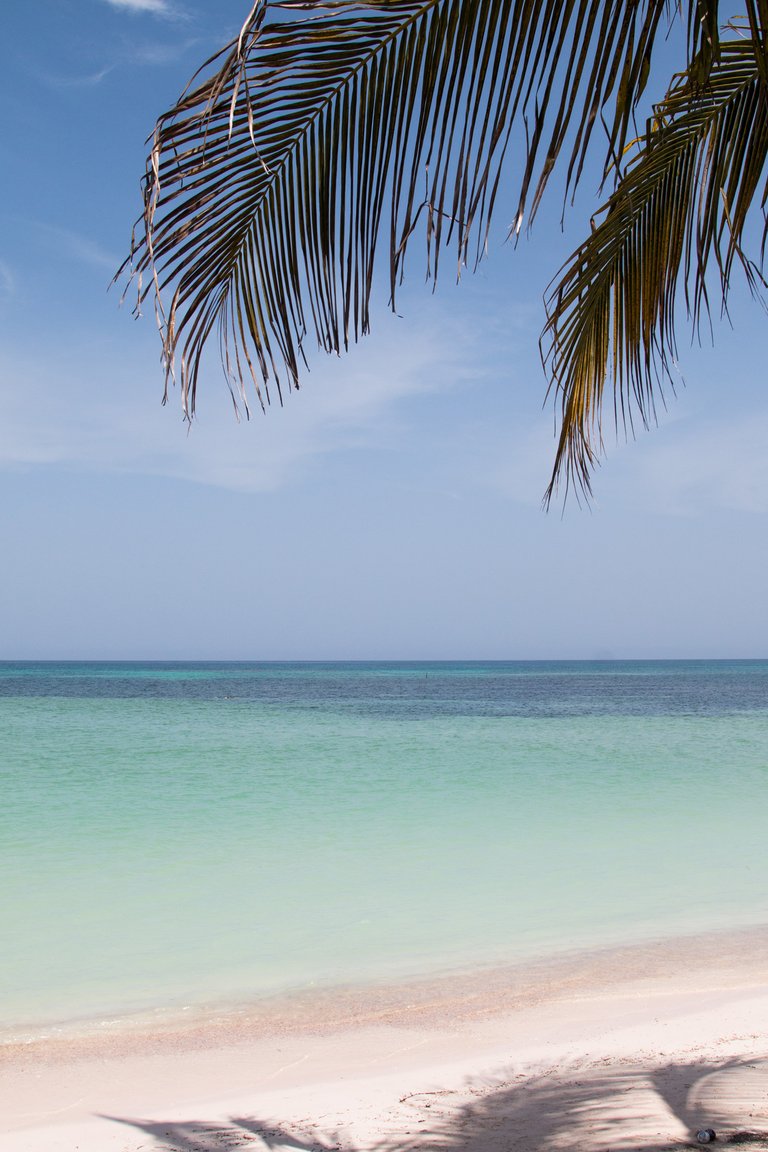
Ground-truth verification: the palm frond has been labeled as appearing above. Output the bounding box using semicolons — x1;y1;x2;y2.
123;0;705;421
542;33;768;505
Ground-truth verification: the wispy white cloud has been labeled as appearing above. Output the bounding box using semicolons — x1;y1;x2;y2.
0;312;477;492
626;409;768;515
35;66;114;89
31;222;119;274
103;0;175;14
130;37;203;65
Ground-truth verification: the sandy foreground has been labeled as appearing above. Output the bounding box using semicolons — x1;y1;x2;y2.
1;929;767;1152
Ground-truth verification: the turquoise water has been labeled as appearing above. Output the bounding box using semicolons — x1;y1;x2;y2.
1;660;767;1033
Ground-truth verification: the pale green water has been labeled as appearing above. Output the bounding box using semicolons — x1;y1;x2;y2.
1;661;766;1033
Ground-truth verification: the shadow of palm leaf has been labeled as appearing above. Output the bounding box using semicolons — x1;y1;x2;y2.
103;1053;768;1152
234;1117;353;1150
102;1112;353;1151
649;1058;768;1149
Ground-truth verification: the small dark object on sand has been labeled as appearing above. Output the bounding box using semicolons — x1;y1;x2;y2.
696;1129;717;1144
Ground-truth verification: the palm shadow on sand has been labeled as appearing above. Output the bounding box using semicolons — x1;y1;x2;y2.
102;1053;768;1152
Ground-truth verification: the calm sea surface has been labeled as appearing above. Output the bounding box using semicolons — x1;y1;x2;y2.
1;660;767;1034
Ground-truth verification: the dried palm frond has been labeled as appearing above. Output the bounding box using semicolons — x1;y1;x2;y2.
542;29;768;503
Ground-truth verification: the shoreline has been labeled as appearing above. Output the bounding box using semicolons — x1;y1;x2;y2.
3;925;767;1151
3;922;768;1053
3;921;768;1051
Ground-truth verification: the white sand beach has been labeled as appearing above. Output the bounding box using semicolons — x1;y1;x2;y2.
2;928;767;1152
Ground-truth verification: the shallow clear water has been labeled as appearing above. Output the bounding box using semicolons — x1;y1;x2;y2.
2;660;767;1032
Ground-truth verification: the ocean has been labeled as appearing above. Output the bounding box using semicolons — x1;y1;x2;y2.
1;660;766;1037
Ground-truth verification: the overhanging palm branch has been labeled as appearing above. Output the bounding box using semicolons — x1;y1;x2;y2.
542;29;768;503
124;0;718;436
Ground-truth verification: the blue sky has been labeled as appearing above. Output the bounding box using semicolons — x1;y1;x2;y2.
0;0;766;659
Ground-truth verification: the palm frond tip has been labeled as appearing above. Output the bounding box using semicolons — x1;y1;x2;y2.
542;33;768;504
